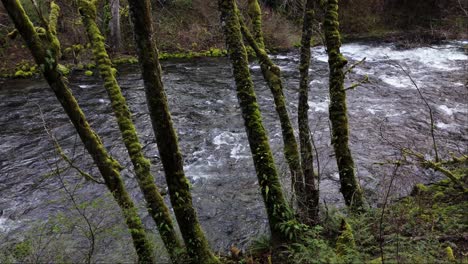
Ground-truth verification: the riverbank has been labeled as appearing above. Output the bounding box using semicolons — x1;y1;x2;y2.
0;42;466;262
1;0;466;78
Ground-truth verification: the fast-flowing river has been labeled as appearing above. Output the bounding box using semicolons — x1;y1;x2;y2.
0;42;467;259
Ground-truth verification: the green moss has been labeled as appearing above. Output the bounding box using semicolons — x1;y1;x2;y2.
79;0;183;261
7;29;18;39
112;56;138;65
336;219;357;256
57;64;70;75
324;0;364;211
446;246;456;262
84;70;93;76
219;0;295;244
14;69;33;78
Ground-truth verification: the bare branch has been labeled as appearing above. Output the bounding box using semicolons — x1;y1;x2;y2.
36;103;104;184
345;75;369;91
393;62;439;162
344;57;366;75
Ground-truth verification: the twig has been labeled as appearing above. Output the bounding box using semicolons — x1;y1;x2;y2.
403;149;466;191
344;57;366;75
379;155;402;264
458;0;468;17
36;103;104;184
345;75;369;91
394;63;439;162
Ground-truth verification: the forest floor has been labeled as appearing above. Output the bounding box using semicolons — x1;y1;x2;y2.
220;171;468;264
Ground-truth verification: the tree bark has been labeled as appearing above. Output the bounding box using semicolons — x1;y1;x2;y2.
219;0;297;244
108;0;121;51
244;0;304;207
324;0;365;211
297;0;320;225
1;1;155;262
78;0;183;260
126;0;219;263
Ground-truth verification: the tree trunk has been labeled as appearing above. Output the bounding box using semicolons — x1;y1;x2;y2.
126;0;219;263
78;0;183;260
1;1;155;262
324;0;365;211
108;0;121;51
219;0;297;244
297;0;320;225
244;0;304;207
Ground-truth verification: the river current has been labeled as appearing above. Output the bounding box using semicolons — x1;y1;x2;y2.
0;42;466;257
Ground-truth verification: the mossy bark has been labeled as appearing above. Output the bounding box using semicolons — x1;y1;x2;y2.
78;0;183;260
244;0;304;206
247;0;264;50
219;0;296;244
1;1;155;262
297;0;319;225
126;0;219;263
324;0;365;211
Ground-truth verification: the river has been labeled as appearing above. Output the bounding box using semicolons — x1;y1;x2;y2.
0;42;466;260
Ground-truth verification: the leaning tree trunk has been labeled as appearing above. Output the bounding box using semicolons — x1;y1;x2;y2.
297;0;320;225
126;0;219;263
324;0;364;211
78;0;183;260
108;0;121;51
219;0;297;244
1;1;155;262
244;0;304;204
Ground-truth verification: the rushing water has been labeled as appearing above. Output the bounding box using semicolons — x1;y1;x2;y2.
0;42;467;254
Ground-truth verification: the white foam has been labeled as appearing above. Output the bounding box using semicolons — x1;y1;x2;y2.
213;132;240;149
230;144;248;160
367;108;377;115
436;121;455;130
0;217;16;232
309;79;322;86
381;75;414;89
308;100;329;112
312;43;468;71
438;105;454;116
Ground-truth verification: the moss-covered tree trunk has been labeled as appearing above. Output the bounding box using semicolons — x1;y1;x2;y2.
244;0;304;204
1;1;155;262
297;0;319;225
126;0;219;263
324;0;364;211
78;0;183;260
219;0;296;244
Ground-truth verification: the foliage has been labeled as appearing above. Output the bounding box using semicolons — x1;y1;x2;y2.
285;226;338;264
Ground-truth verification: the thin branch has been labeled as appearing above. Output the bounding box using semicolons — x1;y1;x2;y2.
458;0;468;17
345;75;369;91
379;155;402;264
344;57;366;75
394;63;439;162
36;103;104;184
403;149;466;191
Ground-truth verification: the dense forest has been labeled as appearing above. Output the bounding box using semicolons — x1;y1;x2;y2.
0;0;467;263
